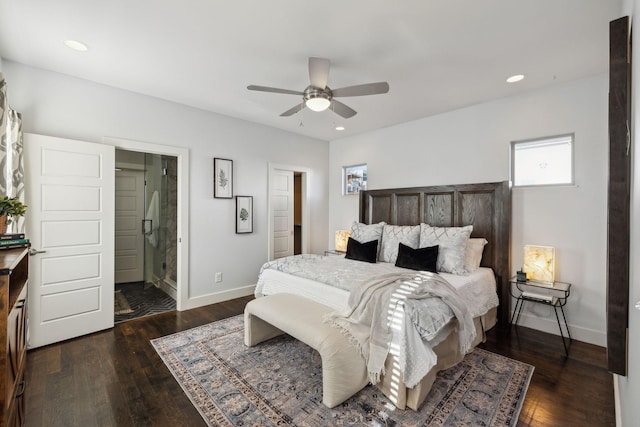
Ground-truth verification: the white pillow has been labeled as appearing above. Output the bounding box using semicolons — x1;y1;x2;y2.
465;238;488;273
419;224;473;275
379;224;420;263
350;221;386;247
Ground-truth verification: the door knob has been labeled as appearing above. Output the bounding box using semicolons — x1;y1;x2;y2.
29;248;47;256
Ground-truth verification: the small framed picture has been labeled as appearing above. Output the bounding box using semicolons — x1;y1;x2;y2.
343;164;367;195
214;158;233;198
235;196;253;234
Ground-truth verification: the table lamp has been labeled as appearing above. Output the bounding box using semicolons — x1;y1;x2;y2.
523;245;555;284
334;230;350;253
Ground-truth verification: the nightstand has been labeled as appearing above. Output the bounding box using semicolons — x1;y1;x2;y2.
324;250;345;256
510;277;572;355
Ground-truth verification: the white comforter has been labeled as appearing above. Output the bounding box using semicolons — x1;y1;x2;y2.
258;253;404;292
257;254;499;318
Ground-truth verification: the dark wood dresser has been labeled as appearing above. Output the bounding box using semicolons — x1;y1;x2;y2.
0;248;28;426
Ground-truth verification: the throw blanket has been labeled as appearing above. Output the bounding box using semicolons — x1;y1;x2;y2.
324;271;476;388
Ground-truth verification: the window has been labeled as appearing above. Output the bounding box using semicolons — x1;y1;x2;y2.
511;134;574;187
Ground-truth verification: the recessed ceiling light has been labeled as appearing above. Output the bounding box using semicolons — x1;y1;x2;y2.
335;126;345;131
506;74;525;83
64;40;88;52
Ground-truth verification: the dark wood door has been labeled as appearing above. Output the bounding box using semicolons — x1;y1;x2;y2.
607;16;631;376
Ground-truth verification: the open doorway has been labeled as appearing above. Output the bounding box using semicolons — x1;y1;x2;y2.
268;163;310;260
104;136;189;314
294;172;302;255
114;150;178;322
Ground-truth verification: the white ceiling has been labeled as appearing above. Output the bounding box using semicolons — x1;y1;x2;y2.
0;1;623;141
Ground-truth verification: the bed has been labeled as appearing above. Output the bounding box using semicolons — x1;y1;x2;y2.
256;181;512;410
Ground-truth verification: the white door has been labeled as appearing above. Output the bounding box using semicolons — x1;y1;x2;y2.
271;169;294;259
114;169;144;283
24;133;115;348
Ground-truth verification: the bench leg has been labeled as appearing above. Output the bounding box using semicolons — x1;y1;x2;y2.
318;337;369;408
244;312;285;346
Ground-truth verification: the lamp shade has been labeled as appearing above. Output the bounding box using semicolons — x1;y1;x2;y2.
523;245;555;284
335;230;351;253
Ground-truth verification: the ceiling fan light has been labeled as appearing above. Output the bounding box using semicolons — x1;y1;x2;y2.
305;97;331;112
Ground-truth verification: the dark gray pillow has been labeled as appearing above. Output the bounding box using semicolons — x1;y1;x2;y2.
395;242;438;272
345;237;378;263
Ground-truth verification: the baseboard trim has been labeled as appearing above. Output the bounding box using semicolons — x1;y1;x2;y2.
181;284;255;311
512;311;606;347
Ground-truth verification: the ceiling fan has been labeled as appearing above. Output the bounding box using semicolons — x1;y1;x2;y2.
247;57;389;119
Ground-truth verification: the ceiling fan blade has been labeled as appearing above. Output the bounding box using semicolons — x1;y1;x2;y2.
308;57;330;89
247;85;303;96
331;82;390;97
331;100;357;119
280;103;306;117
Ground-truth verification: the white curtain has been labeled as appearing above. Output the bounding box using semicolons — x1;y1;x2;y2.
0;72;25;233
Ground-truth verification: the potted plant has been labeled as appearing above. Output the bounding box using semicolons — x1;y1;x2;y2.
0;196;27;234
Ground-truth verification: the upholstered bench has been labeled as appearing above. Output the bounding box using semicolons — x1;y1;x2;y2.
244;293;368;408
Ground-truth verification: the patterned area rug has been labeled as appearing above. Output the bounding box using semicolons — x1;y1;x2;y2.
151;315;533;426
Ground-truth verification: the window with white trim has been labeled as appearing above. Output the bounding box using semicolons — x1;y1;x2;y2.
511;134;574;187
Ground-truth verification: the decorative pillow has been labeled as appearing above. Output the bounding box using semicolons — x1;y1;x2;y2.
379;224;420;263
350;221;385;253
395;243;438;272
465;238;488;273
345;237;378;263
419;224;473;275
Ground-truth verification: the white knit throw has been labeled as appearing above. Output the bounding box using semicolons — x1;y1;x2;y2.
324;271;476;387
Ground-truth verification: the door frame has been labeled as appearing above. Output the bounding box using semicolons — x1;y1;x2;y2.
268;163;310;260
103;137;189;311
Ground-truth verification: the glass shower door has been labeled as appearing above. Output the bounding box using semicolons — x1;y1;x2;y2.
143;153;178;294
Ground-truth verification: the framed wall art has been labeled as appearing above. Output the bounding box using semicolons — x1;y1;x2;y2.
343;164;367;195
235;195;253;234
213;158;233;198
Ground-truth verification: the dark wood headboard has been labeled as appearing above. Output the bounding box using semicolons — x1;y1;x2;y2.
359;181;512;324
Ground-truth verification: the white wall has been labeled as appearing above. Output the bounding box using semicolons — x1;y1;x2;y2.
330;75;609;346
619;2;638;426
2;60;330;304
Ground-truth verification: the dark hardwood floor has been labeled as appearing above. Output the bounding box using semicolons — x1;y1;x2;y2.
24;296;615;426
479;325;615;427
